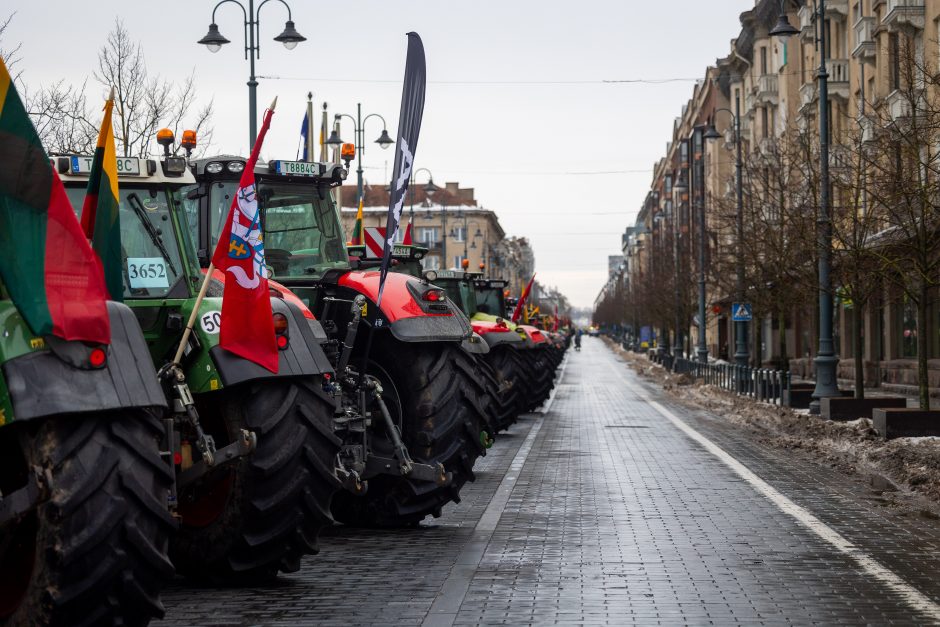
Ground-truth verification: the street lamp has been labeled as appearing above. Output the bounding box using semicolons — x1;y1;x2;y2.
705;98;748;373
772;1;837;414
409;168;435;227
673;169;689;359
691;126;709;363
327;104;393;204
198;0;306;150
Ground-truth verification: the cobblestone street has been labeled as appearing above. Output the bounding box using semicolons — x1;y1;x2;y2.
156;337;940;625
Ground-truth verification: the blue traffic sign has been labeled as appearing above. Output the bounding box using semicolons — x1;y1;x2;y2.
732;303;753;322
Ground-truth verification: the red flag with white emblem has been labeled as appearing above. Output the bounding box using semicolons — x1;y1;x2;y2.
211;106;278;373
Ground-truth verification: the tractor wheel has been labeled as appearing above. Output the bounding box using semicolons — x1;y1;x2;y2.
0;410;175;627
481;347;525;430
505;349;547;412
171;377;342;583
332;337;487;527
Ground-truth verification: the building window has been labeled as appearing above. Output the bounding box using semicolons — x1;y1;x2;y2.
890;33;900;91
901;296;917;358
417;227;439;245
761;107;769;139
452;225;466;242
453;255;463;269
760;46;768;74
423;255;441;271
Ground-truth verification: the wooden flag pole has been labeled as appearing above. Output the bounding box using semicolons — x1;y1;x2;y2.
172;95;278;366
172;263;215;365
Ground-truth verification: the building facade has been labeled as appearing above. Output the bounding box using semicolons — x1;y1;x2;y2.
610;0;940;394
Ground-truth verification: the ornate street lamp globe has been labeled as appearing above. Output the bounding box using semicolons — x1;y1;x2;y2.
274;20;306;50
198;23;230;53
376;129;393;149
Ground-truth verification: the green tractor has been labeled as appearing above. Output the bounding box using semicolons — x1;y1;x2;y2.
0;274;175;626
187;155;493;527
59;146;342;583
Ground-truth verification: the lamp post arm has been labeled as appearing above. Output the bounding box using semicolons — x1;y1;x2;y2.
256;0;294;20
210;0;249;59
362;112;388;130
211;0;248;25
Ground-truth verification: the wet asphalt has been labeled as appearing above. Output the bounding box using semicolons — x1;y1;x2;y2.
155;336;940;626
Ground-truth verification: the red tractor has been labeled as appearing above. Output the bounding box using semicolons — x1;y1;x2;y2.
186;156;492;526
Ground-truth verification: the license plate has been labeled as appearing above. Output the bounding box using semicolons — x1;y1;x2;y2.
70;156;141;176
274;160;321;177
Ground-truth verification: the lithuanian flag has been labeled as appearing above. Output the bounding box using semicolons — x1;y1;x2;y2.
0;56;110;343
349;195;364;245
80;90;122;301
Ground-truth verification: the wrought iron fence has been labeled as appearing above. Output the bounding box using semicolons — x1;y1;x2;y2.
664;356;791;406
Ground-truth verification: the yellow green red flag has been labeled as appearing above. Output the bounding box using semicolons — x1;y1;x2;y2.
80;90;122;301
349;195;364;245
0;55;110;343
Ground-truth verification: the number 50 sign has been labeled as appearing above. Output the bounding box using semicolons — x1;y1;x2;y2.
200;310;222;334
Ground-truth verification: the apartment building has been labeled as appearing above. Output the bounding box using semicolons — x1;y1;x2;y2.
617;0;940;393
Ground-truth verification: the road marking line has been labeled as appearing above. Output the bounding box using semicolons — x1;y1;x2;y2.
423;352;565;625
612;362;940;622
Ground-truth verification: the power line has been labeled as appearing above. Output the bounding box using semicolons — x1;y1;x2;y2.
257;75;700;85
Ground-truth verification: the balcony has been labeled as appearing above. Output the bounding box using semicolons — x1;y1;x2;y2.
800;82;817;115
753;74;779;105
886;89;914;121
883;0;925;30
827;0;849;17
799;5;815;42
828;59;850;101
852;16;876;61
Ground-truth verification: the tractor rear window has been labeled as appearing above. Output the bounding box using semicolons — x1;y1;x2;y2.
475;286;505;317
258;180;348;279
64;185;187;299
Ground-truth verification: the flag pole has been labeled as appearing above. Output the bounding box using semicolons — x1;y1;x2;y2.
172;262;215;365
172;95;278;366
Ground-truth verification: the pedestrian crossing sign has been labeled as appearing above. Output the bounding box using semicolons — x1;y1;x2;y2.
732;302;752;322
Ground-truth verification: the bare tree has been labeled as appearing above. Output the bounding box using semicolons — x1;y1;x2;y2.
95;19;214;157
863;35;940;409
0;12;22;79
830;109;883;399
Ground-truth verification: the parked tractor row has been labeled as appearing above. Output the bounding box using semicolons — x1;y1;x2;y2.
0;133;569;624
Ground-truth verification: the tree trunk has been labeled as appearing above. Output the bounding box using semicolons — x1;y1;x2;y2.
777;307;789;373
853;303;865;400
917;286;930;410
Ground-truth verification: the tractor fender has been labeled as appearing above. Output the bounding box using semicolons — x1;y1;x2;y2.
461;332;490;355
471;320;526;350
338;270;471;343
2;302;167;422
209;298;334;387
518;324;548;345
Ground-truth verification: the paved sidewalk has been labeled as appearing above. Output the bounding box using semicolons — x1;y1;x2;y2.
156;336;940;625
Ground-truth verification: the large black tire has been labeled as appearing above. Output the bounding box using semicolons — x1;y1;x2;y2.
332;337;487;527
0;410;175;627
481;346;525;430
507;348;553;412
170;377;342;583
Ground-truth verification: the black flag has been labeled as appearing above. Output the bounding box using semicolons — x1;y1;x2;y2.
377;32;426;306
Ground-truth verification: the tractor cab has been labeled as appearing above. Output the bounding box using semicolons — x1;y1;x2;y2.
188;156;349;281
473;278;511;319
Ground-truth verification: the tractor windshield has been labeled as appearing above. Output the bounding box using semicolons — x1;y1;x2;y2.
64;184;190;299
256;180;348;279
474;285;505;317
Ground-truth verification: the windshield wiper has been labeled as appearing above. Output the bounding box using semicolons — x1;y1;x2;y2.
127;192;177;276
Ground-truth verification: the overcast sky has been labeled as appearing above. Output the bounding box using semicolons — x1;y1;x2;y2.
4;0;748;308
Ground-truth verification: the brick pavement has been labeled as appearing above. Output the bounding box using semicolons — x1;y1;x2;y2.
156;336;940;625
